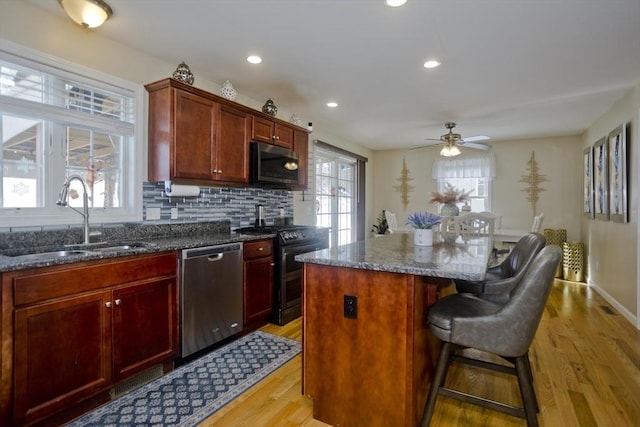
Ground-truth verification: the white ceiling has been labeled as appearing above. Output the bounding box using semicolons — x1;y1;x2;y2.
28;0;640;151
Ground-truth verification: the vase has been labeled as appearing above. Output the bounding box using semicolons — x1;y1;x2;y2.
262;98;278;116
440;203;460;217
220;80;237;101
172;62;194;85
414;229;433;246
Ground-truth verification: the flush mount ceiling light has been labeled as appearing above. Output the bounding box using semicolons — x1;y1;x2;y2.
247;55;262;64
424;60;441;69
385;0;407;7
59;0;113;28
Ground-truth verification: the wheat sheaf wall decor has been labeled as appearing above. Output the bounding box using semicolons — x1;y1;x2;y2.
393;157;414;211
518;151;548;216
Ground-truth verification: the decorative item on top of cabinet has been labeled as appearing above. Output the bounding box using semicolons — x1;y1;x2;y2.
220;79;237;101
262;98;278;116
243;239;274;331
290;113;303;126
172;62;194;85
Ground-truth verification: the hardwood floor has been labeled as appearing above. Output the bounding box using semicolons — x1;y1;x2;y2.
200;280;640;426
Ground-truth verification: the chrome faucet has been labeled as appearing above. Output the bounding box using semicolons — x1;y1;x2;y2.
56;175;91;244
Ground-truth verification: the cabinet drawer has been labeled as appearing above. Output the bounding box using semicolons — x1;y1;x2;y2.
11;252;177;307
243;240;273;260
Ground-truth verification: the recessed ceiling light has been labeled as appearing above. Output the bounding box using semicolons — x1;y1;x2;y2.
247;55;262;64
385;0;407;7
326;102;338;108
424;60;441;69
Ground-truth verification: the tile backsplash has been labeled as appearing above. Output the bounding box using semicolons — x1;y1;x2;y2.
142;182;293;228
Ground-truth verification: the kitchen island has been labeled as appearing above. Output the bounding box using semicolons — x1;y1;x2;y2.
296;233;492;427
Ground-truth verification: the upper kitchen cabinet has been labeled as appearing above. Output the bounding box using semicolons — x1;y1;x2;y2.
292;129;309;190
252;116;294;149
146;78;249;186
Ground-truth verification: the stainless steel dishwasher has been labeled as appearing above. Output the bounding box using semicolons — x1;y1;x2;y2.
180;243;243;357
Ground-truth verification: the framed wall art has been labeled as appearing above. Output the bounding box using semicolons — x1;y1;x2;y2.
608;123;629;223
583;146;594;218
593;137;608;221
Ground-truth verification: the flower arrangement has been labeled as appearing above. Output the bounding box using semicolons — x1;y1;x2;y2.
429;183;472;205
406;212;442;229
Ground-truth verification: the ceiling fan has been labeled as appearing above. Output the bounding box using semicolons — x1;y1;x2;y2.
421;122;491;157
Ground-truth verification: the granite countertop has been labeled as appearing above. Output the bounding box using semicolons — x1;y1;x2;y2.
0;222;276;273
295;233;492;281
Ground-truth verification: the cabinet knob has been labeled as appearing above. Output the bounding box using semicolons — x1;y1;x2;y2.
273;135;280;140
115;299;122;306
105;301;112;308
257;247;264;251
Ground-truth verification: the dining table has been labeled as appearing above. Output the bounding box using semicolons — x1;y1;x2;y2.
296;232;493;427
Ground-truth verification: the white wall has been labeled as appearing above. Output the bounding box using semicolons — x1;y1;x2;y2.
372;135;582;240
582;84;639;324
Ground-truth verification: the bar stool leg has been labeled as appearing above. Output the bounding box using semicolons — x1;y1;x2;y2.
421;342;453;427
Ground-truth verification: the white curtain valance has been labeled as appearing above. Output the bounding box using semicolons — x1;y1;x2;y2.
432;154;496;179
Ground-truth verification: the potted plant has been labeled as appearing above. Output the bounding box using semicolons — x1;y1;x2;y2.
429;183;472;216
371;210;389;236
406;212;442;246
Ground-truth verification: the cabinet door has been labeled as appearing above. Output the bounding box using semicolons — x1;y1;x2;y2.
243;240;274;328
112;277;178;381
292;129;309;190
173;89;218;180
252;115;275;143
273;123;294;149
13;291;112;425
216;104;250;183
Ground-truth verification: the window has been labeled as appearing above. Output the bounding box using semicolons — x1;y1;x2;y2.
432;155;495;211
0;42;142;227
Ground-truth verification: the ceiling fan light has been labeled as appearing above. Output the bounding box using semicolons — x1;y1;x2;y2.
59;0;112;28
449;145;461;156
440;145;451;157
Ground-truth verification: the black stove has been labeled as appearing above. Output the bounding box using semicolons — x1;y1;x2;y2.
235;224;329;325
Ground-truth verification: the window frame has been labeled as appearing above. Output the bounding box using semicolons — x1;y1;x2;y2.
0;39;144;228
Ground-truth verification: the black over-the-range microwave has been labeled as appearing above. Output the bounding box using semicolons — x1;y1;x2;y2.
250;141;300;188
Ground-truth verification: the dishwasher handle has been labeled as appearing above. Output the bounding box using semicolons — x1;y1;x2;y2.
181;243;242;260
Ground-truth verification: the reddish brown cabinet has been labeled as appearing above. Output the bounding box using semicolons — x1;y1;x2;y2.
251;116;294;149
292;129;309;190
146;78;249;186
243;239;274;330
2;252;178;426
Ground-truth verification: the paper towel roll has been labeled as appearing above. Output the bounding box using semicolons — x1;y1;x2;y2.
165;184;200;197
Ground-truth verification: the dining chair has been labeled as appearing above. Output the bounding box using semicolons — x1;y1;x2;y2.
420;245;562;427
480;211;502;230
385;210;411;233
531;212;544;233
454;212;495;239
454;232;546;304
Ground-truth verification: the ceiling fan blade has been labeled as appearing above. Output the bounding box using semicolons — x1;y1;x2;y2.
463;141;492;150
423;137;442;142
461;135;491;142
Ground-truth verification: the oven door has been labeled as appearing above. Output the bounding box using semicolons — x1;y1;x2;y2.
277;241;326;319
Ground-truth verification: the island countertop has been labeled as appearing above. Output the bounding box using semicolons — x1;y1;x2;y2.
295;232;492;281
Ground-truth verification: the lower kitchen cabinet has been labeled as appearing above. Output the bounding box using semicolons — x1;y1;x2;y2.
243;239;274;330
2;252;178;426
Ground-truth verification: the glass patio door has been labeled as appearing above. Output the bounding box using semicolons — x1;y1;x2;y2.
315;147;357;248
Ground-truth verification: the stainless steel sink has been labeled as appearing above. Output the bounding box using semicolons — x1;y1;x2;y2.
93;244;148;252
10;250;98;261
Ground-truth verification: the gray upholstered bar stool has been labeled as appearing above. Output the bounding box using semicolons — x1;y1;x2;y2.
455;232;546;304
421;245;562;427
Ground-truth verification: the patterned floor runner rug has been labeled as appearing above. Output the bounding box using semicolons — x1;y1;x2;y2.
66;331;301;426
